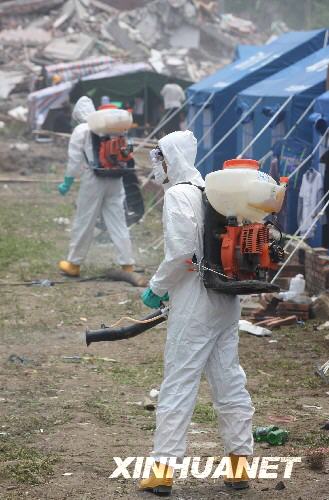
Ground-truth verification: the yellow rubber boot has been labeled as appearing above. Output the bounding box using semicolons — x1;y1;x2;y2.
224;453;250;490
121;264;134;273
58;261;80;277
139;462;173;496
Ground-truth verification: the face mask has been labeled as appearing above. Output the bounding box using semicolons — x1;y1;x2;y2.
153;162;167;185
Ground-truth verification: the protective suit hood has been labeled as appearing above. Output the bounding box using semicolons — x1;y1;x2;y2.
72;96;95;124
158;130;204;188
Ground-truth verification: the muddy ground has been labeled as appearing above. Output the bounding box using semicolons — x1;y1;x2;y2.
0;122;329;500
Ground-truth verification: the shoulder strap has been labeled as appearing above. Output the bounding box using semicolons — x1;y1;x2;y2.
176;181;205;192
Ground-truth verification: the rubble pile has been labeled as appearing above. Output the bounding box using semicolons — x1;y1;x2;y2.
241;243;329;331
0;0;266;100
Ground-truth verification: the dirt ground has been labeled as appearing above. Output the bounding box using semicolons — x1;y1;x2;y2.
0;125;329;500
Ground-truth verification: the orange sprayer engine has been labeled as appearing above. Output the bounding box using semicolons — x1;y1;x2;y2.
98;135;133;170
201;159;286;295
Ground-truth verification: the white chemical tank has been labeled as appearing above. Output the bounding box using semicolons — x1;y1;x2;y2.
205;159;287;223
87;108;133;135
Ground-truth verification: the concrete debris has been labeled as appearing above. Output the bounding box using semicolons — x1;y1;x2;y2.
8;106;28;122
44;33;95;62
0;0;65;16
0;0;265;99
239;320;272;337
10;142;30;152
311;292;329;320
0;27;52;46
0;71;26;99
316;320;329;331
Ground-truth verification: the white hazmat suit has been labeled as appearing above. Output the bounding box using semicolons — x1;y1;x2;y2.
149;130;254;462
65;96;134;266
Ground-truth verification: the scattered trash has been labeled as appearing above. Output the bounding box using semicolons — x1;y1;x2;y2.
321;421;329;430
62;356;82;363
279;274;305;302
143;397;156;411
316;321;329;331
62;355;117;363
31;279;54;287
315;360;329;384
268;415;297;424
0;121;5;129
274;481;286;490
253;426;289;446
62;472;73;476
149;389;160;399
53;217;70;226
7;354;31;365
302;404;322;410
10;142;30;153
80;317;88;322
239;320;272;337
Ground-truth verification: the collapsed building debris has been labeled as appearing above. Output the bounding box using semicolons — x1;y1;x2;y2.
0;0;268;104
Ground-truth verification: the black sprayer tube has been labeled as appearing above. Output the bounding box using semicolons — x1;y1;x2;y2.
86;308;167;346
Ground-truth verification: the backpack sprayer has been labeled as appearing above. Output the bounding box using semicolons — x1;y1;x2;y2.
200;158;286;294
85;158;287;345
87;108;134;177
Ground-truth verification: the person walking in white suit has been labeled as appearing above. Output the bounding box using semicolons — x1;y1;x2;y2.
57;96;135;276
140;130;254;495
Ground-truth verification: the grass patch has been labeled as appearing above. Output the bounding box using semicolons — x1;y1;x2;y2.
110;360;163;388
85;399;115;425
0;203;61;276
294;431;329;448
0;439;57;485
192;403;216;424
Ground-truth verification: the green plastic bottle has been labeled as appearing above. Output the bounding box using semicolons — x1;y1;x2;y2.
253;426;279;443
267;429;289;446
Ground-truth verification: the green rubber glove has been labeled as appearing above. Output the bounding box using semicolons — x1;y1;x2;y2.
141;288;169;309
58;176;74;195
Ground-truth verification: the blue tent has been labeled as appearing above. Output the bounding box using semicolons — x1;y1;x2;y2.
236;47;329;242
236;46;329;162
187;29;328;177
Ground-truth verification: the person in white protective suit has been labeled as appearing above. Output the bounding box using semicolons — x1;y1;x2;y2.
57;96;135;277
139;130;254;496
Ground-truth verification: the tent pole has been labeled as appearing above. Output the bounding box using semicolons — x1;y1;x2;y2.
258;98;316;167
134;95;193;153
198;95;238;146
284;188;329;251
287;127;329;180
237;95;293;159
271;197;329;284
186;92;215;129
196;97;262;170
